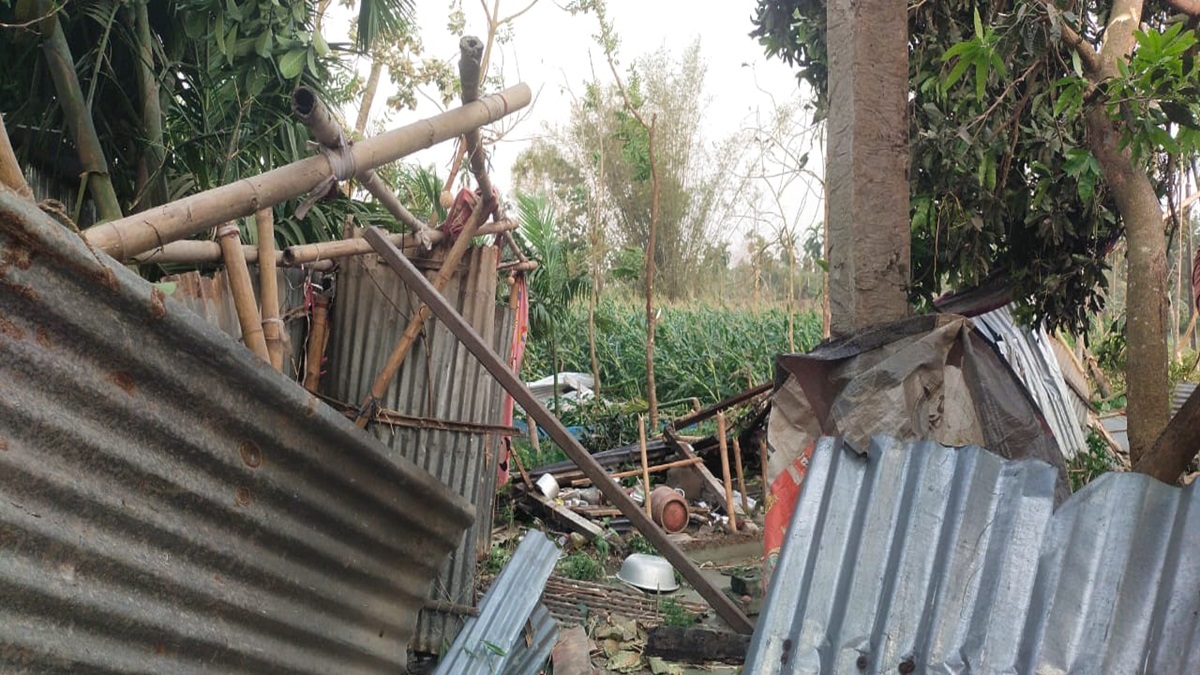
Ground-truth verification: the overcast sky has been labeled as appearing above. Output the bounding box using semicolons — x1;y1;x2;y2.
329;0;824;255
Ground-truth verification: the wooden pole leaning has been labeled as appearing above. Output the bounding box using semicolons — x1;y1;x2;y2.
362;226;754;634
81;83;531;261
716;412;738;532
217;222;270;362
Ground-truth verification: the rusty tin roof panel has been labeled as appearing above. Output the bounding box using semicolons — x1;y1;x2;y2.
746;436;1200;673
0;191;474;673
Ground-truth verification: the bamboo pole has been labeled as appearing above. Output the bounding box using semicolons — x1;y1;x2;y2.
759;436;770;508
82;83;531;260
0;113;33;201
133;239;334;271
256;208;284;371
304;295;330;393
363;226;754;634
638;415;653;518
217;223;269;361
716;412;738;531
291;86;436;243
36;2;123;222
352;35;498;428
732;437;749;513
133;0;167;210
280;220;516;266
569;457;703;486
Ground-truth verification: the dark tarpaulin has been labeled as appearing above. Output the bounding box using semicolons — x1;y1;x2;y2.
763;315;1069;582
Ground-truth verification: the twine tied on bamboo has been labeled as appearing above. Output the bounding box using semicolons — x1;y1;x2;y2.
296;141;358;219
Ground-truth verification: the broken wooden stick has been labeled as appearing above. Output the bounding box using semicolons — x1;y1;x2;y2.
716;412;738;531
303;295;329;392
364;226;753;634
639;415;653;517
569;457;703;486
732;436;749;513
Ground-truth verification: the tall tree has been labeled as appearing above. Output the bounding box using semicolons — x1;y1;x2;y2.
754;0;1200;465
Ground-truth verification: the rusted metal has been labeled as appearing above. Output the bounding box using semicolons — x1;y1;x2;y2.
357;407;520;436
365;226;755;634
0;190;474;672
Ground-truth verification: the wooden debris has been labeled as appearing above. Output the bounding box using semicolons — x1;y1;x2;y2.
716;412;738;531
645;626;749;665
517;484;605;541
540;575;707;627
551;625;592;675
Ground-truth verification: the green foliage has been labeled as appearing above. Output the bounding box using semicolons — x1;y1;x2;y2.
481;544;512;575
657;597;696;628
515;193;591;344
627;533;656;555
1106;23;1200;161
1068;429;1116;492
558;551;605;581
751;0;1144;334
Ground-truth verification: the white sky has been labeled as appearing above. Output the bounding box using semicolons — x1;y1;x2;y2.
328;0;824;260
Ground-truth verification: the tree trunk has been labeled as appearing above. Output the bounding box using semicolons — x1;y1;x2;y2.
1133;385;1200;483
1084;0;1170;463
824;0;910;336
645;116;660;431
37;4;123;222
133;0;167;211
355;59;385;136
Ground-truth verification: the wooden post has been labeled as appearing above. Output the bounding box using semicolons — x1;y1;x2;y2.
217;223;269;362
759;436;770;509
255;208;284;371
716;412;738;532
303;295;329;393
364;227;753;634
81;84;531;260
732;437;749;513
825;0;910;335
638;415;653;518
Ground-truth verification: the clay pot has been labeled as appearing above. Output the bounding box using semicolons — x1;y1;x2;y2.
650;486;689;534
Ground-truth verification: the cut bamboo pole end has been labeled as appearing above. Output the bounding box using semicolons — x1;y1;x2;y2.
638;415;653;518
255;208;284;371
217;223;270;362
303;295;330;393
716;412;737;531
82;83;532;261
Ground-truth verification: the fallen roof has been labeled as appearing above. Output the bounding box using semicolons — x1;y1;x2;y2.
0;190;474;672
745;436;1200;673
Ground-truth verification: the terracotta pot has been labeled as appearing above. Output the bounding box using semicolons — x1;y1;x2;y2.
650;486;689;534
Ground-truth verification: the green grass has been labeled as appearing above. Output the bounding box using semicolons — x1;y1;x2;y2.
557;552;605;581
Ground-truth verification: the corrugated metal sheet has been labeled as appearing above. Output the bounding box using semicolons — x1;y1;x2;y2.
973;305;1088;459
161;267;319;382
497;603;558;675
325;246;515;653
1097;380;1196;454
0;190;474;672
745;435;1200;673
434;532;559;675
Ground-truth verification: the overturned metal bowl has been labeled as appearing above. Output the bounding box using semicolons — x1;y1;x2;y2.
616;553;679;593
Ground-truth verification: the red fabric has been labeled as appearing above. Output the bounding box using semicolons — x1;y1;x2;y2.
763;441;813;587
497;274;529;486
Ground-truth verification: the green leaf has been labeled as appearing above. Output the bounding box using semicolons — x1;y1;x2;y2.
255;30;273;59
312;31;330;57
278;49;307;79
973;7;984;40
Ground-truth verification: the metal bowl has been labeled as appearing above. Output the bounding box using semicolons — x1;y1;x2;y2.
616;553;679;593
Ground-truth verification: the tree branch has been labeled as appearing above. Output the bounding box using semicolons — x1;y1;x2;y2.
1166;0;1200;17
1055;13;1103;76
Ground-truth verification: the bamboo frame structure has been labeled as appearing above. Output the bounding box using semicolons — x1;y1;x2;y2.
568;457;702;486
363;226;753;634
255;208;284;370
352;35;500;428
716;412;738;531
81;83;531;260
217;223;269;361
133;239;332;270
280;220;516;266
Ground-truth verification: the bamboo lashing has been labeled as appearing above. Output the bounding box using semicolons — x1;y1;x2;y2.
716;412;737;531
81;82;531;260
732;436;749;513
217;222;270;362
638;415;653;518
255;208;284;371
352;35;498;429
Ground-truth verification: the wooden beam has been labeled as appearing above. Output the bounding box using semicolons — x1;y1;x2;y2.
364;227;754;634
